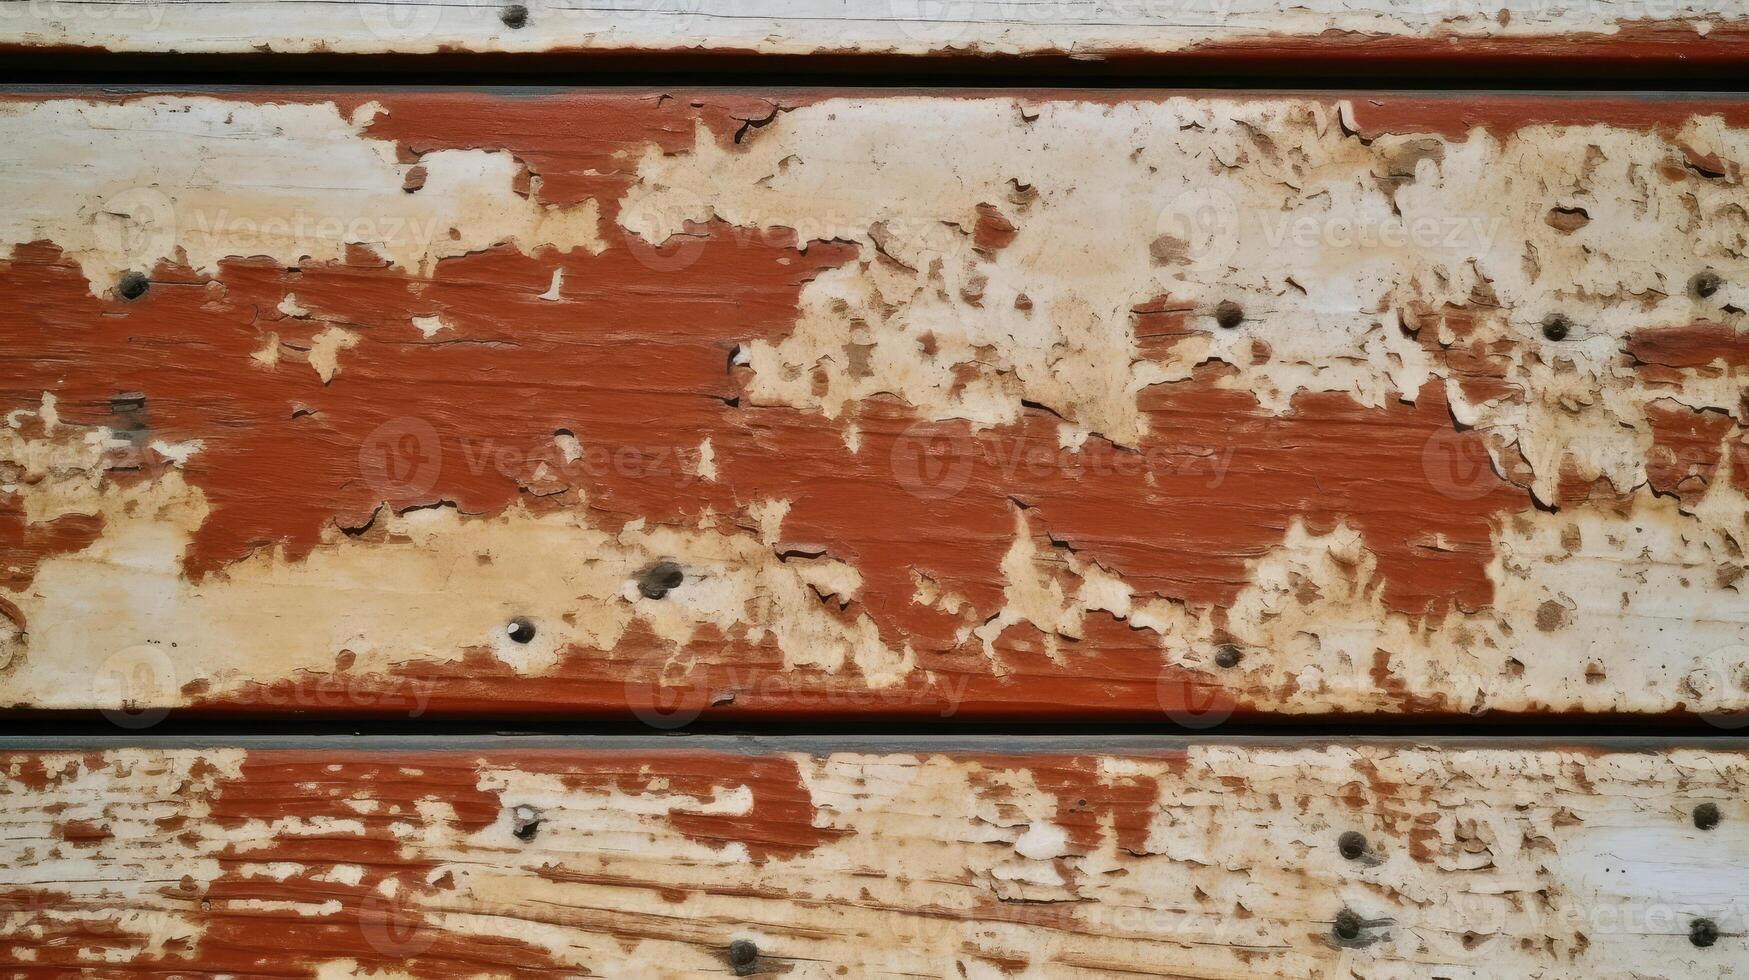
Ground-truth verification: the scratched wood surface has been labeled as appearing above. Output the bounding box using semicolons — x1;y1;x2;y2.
2;89;1748;722
0;737;1743;977
4;0;1748;64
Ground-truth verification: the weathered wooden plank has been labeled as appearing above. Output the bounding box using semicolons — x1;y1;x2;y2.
3;0;1748;64
2;89;1748;722
1;737;1744;976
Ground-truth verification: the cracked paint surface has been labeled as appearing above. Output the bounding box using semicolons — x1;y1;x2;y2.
3;1;1748;56
1;90;1747;719
2;744;1745;976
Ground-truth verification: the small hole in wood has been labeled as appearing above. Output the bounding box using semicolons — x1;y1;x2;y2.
728;939;759;976
1691;917;1719;948
637;560;685;600
1213;645;1243;669
1333;909;1362;942
506;617;536;644
1541;314;1571;342
1338;831;1367;860
117;271;150;301
499;4;528;28
1214;301;1245;330
511;805;542;840
1694;802;1721;831
1692;271;1723;299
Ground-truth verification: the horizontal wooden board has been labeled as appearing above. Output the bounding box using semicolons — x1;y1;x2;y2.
3;0;1749;65
1;737;1745;976
2;89;1748;723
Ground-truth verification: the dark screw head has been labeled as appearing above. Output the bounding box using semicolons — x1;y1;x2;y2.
1214;301;1245;330
1333;909;1363;942
1691;917;1719;948
510;805;542;840
1692;271;1723;299
499;4;528;28
1541;314;1571;342
117;271;150;301
1694;802;1722;831
1338;831;1368;860
506;617;536;644
1213;644;1243;669
637;560;685;600
727;939;758;975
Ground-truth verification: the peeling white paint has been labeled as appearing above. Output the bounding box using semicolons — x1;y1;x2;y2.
2;1;1743;56
0;98;603;293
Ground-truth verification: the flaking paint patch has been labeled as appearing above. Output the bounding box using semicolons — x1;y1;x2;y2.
3;1;1746;56
977;485;1749;716
0;98;604;293
0;423;915;706
623;97;1749;503
8;746;1749;977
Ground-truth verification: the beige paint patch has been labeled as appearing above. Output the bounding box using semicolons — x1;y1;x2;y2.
0;421;914;707
0;97;604;293
1;1;1742;56
11;746;1746;977
622;98;1749;505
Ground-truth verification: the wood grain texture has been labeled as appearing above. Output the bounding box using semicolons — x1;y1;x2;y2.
3;0;1748;65
2;89;1748;722
1;739;1745;977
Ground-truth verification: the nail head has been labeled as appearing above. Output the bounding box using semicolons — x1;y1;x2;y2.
1338;830;1368;861
1333;909;1362;942
511;805;542;840
1214;301;1245;330
637;560;685;600
1541;313;1571;342
117;271;150;301
1691;917;1719;948
1694;802;1721;831
1692;271;1723;299
1213;644;1243;669
499;4;528;28
728;939;758;975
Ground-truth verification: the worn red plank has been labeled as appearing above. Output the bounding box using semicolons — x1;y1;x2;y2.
1;739;1744;977
0;90;1746;722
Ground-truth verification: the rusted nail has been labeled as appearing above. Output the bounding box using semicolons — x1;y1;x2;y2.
1541;313;1571;342
1214;301;1245;330
1213;644;1243;669
499;4;528;28
1690;917;1719;948
117;271;150;301
727;939;758;976
505;617;536;644
511;805;542;840
1332;908;1363;943
1337;830;1367;860
637;560;685;600
1694;802;1721;830
1691;271;1723;299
